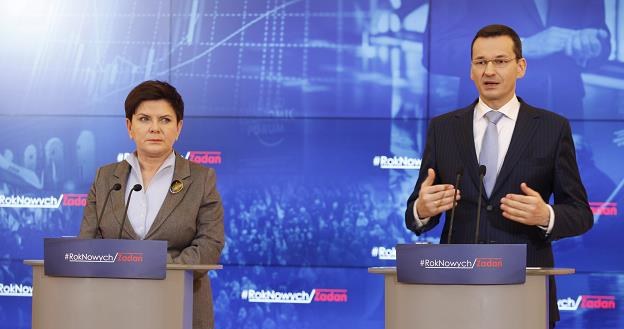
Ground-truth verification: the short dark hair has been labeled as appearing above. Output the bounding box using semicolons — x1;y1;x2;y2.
124;80;184;121
471;24;522;59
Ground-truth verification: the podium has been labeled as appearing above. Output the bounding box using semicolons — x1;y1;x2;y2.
25;260;222;329
369;267;573;329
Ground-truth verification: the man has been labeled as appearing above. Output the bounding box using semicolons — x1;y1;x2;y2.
423;0;610;119
405;25;593;327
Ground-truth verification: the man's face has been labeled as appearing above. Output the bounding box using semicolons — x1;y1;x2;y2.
470;36;526;109
126;99;182;158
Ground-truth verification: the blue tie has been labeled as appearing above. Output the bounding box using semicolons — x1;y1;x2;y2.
479;111;504;197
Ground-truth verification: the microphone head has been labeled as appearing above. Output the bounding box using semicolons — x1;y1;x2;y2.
112;183;122;191
132;184;143;192
479;165;487;176
456;167;464;176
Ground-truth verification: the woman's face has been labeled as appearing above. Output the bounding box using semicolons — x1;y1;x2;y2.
126;99;182;158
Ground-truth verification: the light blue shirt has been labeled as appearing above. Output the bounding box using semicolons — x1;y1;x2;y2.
124;151;176;239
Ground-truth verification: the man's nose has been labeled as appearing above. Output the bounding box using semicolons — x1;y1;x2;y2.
484;61;496;75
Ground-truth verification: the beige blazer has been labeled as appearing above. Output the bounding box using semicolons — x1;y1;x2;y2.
79;153;225;329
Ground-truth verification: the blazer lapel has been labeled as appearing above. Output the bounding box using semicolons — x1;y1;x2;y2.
521;0;546;27
144;155;193;239
110;161;139;239
453;102;481;191
491;102;540;197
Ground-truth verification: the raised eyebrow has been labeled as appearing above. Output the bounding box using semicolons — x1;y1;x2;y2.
159;115;174;120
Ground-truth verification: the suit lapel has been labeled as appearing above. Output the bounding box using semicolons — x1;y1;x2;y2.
453;103;481;191
144;155;193;239
521;0;546;27
110;161;139;239
491;102;540;197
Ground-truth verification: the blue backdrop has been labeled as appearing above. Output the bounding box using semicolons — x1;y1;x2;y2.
0;0;622;328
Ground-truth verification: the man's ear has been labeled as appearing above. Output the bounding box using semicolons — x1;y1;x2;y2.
516;58;527;79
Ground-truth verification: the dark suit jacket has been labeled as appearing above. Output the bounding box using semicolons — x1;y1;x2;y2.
405;99;593;321
79;153;225;329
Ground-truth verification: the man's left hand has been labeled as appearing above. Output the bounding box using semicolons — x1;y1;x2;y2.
500;183;550;226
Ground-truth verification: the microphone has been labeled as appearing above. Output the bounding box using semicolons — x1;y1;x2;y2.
118;184;143;239
446;168;463;244
475;165;486;244
93;183;122;238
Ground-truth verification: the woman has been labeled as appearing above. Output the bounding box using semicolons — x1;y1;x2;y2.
79;80;225;329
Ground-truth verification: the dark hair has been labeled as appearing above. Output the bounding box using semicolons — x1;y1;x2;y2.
124;80;184;121
471;24;522;59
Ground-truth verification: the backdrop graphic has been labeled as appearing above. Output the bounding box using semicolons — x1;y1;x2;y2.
0;0;622;328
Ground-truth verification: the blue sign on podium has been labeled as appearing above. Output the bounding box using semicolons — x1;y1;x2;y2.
44;238;167;279
396;244;527;285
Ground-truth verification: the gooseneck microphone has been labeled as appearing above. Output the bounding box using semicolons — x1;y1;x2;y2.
446;168;464;244
475;165;487;244
93;183;122;238
118;184;143;239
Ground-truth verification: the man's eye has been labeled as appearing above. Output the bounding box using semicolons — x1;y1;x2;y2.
475;60;486;66
494;59;506;65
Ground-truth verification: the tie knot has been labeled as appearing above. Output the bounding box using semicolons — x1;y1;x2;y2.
485;111;504;124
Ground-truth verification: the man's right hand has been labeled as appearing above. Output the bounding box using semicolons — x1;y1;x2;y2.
416;168;460;219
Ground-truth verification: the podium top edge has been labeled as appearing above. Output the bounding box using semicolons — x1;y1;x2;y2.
24;260;222;271
367;266;574;276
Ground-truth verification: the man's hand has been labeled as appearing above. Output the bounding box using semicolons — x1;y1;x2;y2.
416;168;460;219
523;27;575;59
613;129;624;147
500;183;550;226
566;28;608;67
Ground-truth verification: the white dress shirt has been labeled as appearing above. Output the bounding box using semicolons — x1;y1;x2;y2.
124;151;176;239
413;96;554;233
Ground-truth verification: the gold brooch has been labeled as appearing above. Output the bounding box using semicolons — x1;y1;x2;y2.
170;180;183;194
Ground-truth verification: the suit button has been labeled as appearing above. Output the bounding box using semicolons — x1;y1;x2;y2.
486;205;493;211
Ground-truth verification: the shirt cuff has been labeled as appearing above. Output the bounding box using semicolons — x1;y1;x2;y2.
538;205;555;234
413;198;431;228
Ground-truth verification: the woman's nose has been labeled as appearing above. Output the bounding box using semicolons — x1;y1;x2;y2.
149;121;160;132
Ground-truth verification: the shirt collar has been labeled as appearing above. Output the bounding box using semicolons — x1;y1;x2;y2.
474;95;520;122
125;151;176;176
